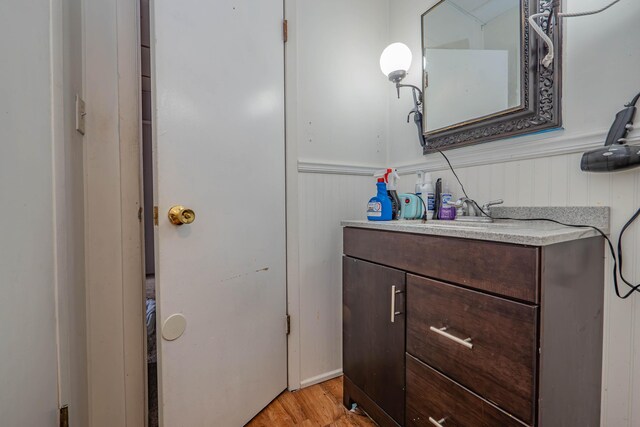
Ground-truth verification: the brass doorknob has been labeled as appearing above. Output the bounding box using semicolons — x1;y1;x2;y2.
168;205;195;225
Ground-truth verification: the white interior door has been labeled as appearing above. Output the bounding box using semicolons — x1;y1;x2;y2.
151;1;287;425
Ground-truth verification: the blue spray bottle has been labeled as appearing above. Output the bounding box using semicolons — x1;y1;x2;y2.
367;170;393;221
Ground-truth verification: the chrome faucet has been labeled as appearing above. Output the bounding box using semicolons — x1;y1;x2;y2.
455;197;478;217
481;199;504;218
455;198;503;222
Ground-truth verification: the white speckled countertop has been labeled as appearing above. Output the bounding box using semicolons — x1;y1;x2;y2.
342;207;610;246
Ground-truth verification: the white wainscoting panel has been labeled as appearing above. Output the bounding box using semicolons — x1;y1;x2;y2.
297;172;371;384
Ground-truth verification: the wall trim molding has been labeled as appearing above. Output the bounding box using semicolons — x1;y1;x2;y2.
298;129;640;176
297;161;380;176
398;128;640;174
299;369;343;389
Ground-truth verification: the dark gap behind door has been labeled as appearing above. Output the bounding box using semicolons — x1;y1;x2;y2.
140;0;158;425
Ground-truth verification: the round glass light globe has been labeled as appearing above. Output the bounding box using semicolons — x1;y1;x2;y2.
379;43;413;77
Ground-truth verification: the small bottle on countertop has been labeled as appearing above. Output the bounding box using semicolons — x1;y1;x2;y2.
415;171;425;197
387;169;402;220
421;172;435;220
439;201;457;220
441;181;453;207
367;173;393;221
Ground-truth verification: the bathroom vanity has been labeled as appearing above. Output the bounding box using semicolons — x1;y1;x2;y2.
342;210;608;427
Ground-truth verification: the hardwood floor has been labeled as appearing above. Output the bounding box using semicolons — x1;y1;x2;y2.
246;376;377;427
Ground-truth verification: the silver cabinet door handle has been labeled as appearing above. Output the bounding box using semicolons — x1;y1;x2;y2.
390;285;403;323
429;417;446;426
430;326;473;349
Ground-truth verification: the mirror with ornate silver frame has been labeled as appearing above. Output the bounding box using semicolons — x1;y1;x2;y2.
421;0;562;153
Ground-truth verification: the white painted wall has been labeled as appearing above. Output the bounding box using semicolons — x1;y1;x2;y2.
388;0;439;159
0;0;88;425
0;2;59;424
295;0;390;166
288;0;390;387
292;1;640;425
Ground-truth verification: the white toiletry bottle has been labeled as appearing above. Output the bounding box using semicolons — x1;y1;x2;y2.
415;171;424;196
421;172;435;220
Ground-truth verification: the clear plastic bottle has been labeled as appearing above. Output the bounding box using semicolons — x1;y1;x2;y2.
441;181;453;207
415;171;425;197
421;172;435;220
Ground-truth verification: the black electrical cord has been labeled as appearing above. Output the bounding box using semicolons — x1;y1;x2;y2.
432;147;640;299
618;207;640;294
545;2;555;36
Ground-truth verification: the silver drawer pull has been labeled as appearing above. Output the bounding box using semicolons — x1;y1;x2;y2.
429;417;446;426
430;326;473;349
390;285;403;323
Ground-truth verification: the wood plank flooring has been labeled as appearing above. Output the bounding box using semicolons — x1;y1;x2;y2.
246;376;377;427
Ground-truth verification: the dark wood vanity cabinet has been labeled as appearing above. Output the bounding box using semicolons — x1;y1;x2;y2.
343;257;406;426
342;227;605;427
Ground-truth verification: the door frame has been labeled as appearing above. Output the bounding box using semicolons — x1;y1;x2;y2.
284;0;302;391
83;0;302;424
83;0;146;425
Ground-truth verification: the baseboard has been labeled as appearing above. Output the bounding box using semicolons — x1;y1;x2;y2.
299;369;343;389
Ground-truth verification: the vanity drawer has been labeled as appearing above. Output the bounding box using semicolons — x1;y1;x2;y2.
343;227;539;303
406;354;527;427
407;275;537;425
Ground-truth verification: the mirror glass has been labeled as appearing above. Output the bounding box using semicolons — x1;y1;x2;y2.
422;0;522;132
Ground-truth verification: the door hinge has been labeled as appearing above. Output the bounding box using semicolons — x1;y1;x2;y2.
286;314;291;335
59;405;69;427
138;206;143;222
153;206;159;226
75;95;86;135
283;19;288;43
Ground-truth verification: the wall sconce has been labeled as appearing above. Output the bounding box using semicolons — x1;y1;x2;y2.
380;43;426;147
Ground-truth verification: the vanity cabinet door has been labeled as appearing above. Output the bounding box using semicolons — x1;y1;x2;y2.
343;256;406;426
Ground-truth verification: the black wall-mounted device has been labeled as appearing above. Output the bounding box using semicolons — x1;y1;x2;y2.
581;92;640;172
